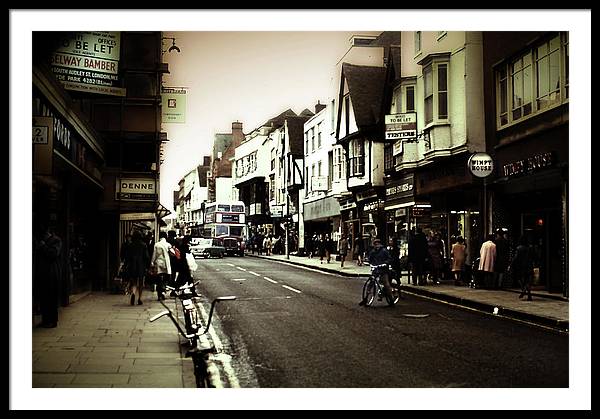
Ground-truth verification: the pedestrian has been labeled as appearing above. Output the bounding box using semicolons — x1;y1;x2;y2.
166;230;180;287
338;234;349;268
325;234;333;263
33;218;63;328
125;230;150;305
408;227;429;285
494;229;510;289
478;234;497;289
509;235;534;301
150;231;172;301
387;237;402;284
174;235;193;288
354;235;364;266
263;235;273;256
119;233;132;279
451;236;467;285
427;231;444;284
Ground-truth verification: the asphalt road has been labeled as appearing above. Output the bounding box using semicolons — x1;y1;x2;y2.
192;256;568;388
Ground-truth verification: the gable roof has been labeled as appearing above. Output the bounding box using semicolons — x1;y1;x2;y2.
286;115;313;156
342;63;386;129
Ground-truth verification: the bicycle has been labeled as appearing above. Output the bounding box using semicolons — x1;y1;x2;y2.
149;281;236;387
361;263;400;307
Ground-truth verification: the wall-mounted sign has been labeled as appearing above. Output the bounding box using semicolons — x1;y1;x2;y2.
32;116;54;176
502;152;554;178
161;87;187;123
116;178;157;201
311;176;329;192
468;152;494;178
50;32;125;97
385;112;417;141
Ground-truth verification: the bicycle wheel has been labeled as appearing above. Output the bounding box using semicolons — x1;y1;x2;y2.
386;277;400;306
192;352;212;388
362;278;376;307
183;305;199;348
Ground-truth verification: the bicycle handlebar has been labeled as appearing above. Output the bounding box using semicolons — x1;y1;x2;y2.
165;280;201;292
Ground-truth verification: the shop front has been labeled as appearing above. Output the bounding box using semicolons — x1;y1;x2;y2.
415;153;482;262
493;144;568;295
384;172;416;258
304;195;341;243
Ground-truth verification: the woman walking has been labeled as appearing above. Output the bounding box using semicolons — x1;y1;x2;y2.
451;236;467;285
509;236;534;301
125;230;150;305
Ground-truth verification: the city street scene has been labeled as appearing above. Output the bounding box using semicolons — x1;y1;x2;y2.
11;9;590;411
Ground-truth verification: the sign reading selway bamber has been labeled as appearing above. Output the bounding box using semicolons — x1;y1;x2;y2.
49;32;126;97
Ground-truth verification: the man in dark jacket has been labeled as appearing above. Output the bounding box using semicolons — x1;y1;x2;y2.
33;219;63;328
359;238;393;305
408;227;429;285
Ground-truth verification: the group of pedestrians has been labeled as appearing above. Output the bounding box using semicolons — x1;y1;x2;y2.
119;230;194;305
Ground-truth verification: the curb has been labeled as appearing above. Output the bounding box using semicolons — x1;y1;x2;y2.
400;285;569;333
247;253;367;278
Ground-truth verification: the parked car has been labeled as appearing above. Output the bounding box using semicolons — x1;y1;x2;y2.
190;238;225;259
222;237;245;257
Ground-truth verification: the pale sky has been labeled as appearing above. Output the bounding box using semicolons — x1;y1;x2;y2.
160;30;380;211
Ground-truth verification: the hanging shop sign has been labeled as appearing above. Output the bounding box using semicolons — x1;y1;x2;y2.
49;32;126;97
385;112;417;141
363;199;385;213
116;178;158;201
468;152;494;178
311;176;329;192
161;87;187;123
339;199;356;211
502;152;554;178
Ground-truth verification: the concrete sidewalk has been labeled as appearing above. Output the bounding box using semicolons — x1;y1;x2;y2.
247;252;569;333
32;291;196;388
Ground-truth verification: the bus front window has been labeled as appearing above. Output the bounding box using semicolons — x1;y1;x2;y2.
216;225;229;236
230;226;243;237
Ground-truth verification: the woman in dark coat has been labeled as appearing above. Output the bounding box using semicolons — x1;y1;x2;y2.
33;219;63;328
125;230;150;305
509;236;534;301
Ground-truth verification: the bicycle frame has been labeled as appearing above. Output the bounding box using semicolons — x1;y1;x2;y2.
362;264;399;307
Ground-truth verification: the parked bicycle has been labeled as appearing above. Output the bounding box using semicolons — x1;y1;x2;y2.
149;281;236;387
361;263;400;307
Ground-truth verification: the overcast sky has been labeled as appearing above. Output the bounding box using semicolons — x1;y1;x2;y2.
160;30;380;210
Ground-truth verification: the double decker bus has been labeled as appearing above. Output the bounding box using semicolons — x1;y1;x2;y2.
202;201;246;256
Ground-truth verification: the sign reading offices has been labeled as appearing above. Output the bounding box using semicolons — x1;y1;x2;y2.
50;32;125;97
161;87;187;123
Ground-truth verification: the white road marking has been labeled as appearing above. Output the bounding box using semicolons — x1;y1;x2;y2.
263;276;278;284
196;302;240;388
248;271;261;277
231;278;247;281
226;263;235;267
236;266;247;271
281;285;302;294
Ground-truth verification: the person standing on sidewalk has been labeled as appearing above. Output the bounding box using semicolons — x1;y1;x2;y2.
408;228;429;285
125;230;150;306
354;235;364;266
478;234;497;289
337;234;349;268
509;235;534;301
451;236;467;285
150;231;172;301
33;218;63;328
494;229;510;289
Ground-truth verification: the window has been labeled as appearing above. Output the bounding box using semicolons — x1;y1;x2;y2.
348;139;364;177
311;164;316;192
414;31;421;55
318;160;322;177
406;85;415;112
384;144;394;171
305;132;309;155
305;166;309;195
269;174;275;201
328;151;333;190
495;33;568;128
344;95;350;137
317;122;322;148
330;99;336;132
423;62;448;125
424;65;433;124
535;35;561;111
564;32;569;99
311;127;315;152
271;149;276;171
511;53;533;121
333;146;346;181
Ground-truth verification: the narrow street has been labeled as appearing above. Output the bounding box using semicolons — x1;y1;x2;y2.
194;257;568;388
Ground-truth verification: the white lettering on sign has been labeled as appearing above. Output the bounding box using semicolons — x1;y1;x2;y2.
32;126;49;144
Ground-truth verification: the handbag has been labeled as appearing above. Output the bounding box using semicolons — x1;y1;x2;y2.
186;252;198;272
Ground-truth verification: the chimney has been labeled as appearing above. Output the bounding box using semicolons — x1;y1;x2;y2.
315;100;326;114
231;121;244;145
203;156;211;166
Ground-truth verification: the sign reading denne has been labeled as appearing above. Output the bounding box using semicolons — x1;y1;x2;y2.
385;112;417;141
116;178;157;201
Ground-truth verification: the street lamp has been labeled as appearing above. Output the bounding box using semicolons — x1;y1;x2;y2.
162;37;181;54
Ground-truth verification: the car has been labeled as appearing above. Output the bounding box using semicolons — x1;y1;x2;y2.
222;237;245;257
190;238;225;259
